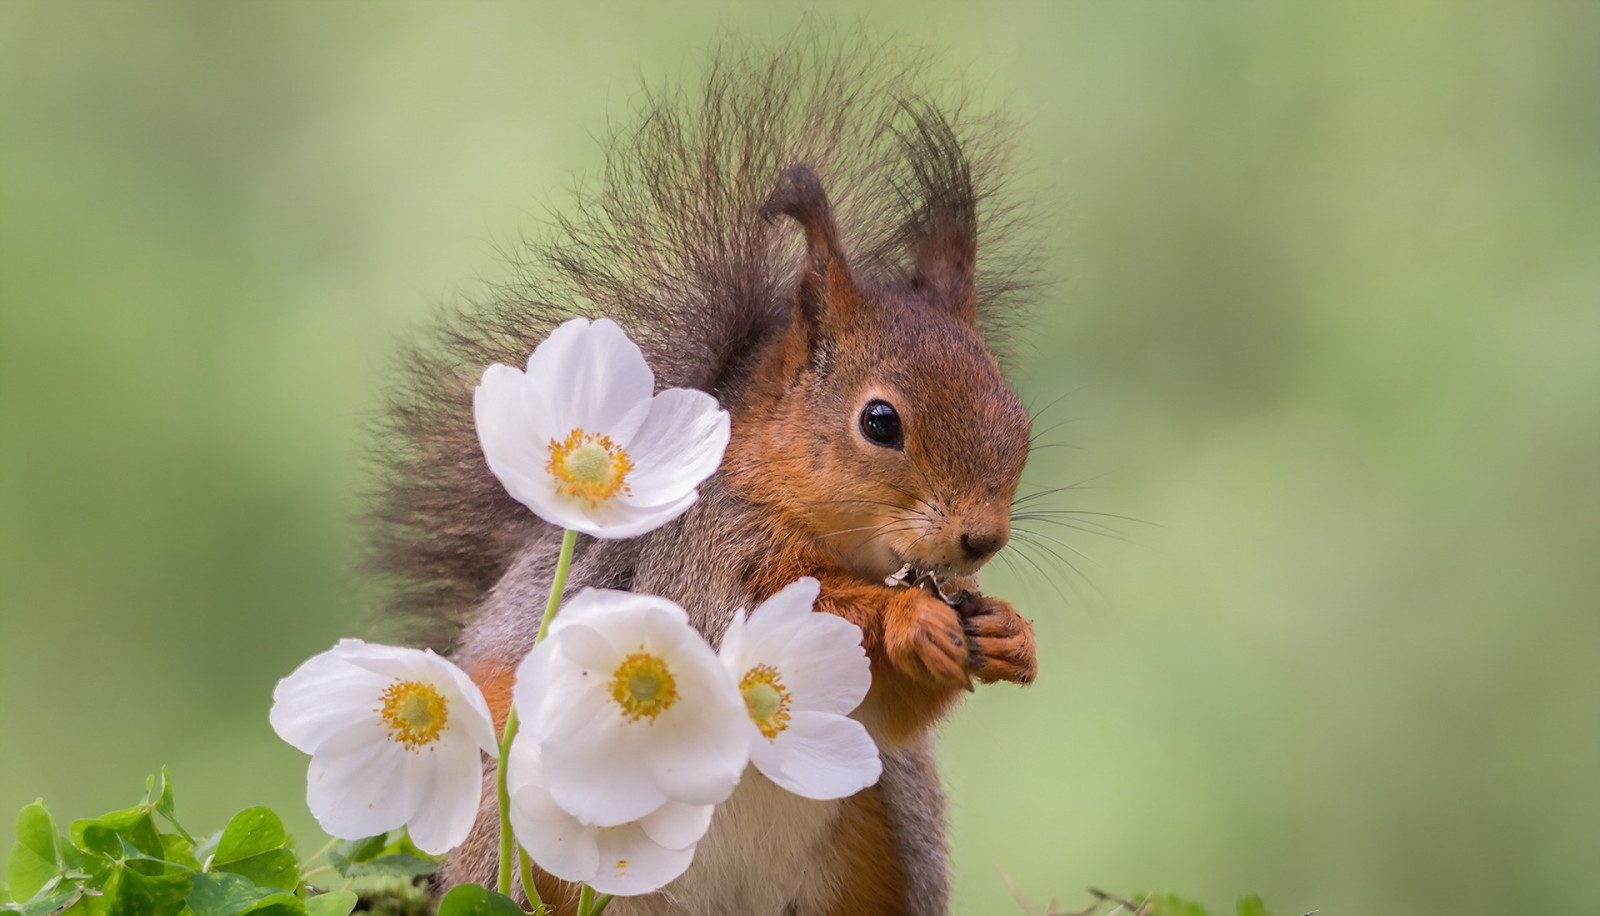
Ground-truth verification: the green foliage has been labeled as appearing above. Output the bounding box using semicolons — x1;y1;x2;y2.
1140;892;1285;916
211;809;299;891
3;769;1296;916
0;773;450;916
433;886;523;916
327;837;436;881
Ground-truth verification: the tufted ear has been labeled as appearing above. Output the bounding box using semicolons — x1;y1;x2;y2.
901;104;979;326
760;164;863;344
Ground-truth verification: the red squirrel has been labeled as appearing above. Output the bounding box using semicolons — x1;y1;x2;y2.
368;38;1039;915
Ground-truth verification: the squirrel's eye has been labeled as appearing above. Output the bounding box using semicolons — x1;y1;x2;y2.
859;400;903;449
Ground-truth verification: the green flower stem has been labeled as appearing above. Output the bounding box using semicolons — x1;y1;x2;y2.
495;528;577;905
536;529;580;643
495;709;546;910
495;707;521;898
302;835;341;869
517;847;537;912
577;884;595;916
591;893;613;915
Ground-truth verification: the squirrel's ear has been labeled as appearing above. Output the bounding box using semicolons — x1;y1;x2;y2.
907;202;977;326
901;106;979;326
760;165;861;342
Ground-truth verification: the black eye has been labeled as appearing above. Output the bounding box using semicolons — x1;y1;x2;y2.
859;400;903;448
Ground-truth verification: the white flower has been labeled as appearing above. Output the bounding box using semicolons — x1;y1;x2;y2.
474;317;731;539
514;588;749;826
269;639;497;855
507;732;712;897
718;578;881;799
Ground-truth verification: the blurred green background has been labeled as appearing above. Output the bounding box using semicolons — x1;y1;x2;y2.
3;2;1596;914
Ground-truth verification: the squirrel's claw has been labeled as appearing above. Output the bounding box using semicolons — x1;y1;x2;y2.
884;590;974;691
958;596;1037;686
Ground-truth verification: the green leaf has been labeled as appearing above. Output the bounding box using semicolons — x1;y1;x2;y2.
1144;894;1213;916
72;857;190;916
4;879;87;916
332;836;387;866
1138;893;1278;916
211;810;285;867
149;770;194;847
7;803;67;902
158;834;199;873
325;852;436;880
301;892;356;916
70;805;164;863
186;872;303;916
435;884;523;916
209;810;297;893
1235;896;1273;916
326;832;437;880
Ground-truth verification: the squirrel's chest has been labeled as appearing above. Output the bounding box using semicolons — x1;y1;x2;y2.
610;774;845;916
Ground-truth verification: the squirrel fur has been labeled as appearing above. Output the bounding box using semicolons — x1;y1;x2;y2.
368;36;1040;916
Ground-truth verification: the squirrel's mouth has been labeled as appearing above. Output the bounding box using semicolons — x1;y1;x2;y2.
827;519;994;589
882;562;971;606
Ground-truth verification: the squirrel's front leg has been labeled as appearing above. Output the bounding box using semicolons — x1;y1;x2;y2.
812;575;1034;745
957;594;1036;685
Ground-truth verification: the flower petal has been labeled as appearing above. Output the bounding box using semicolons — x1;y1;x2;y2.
305;735;421;841
401;742;486;854
763;613;872;715
589;821;698;897
523;318;655;442
270;642;392;754
717;606;746;662
428;656;500;755
542;715;668;826
620;387;731;507
506;735;602;883
635;800;714;851
474;364;544;469
585;491;702;540
752;709;882;800
481;455;561;525
552;621;621;672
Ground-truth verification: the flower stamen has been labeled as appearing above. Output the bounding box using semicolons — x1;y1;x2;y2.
739;664;792;740
609;652;679;722
376;679;450;750
546;428;633;507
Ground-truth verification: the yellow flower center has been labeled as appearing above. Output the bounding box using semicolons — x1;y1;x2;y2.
546;429;633;507
609;652;679;722
376;679;449;750
739;664;792;740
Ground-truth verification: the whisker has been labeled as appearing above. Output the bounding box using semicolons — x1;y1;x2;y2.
1011;476;1114;506
1010;527;1092;563
817;517;923;542
1010;513;1133;542
1007;534;1104;599
1012;508;1150;525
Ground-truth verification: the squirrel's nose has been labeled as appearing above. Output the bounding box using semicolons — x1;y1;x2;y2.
960;530;1007;561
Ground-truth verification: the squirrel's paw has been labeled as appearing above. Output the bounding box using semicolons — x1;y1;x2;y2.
958;596;1037;685
883;590;973;690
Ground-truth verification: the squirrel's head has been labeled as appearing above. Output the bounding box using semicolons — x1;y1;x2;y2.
733;164;1030;585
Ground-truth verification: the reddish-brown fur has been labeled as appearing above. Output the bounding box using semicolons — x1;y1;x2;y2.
822;789;910;915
